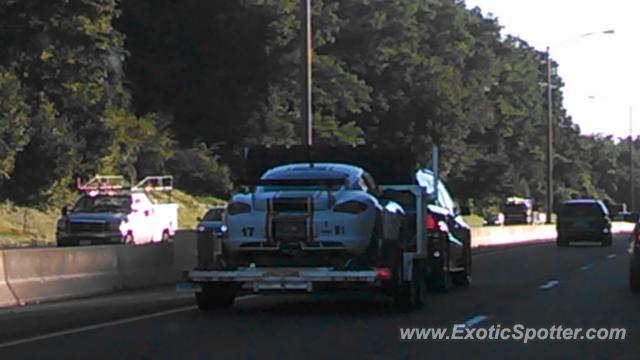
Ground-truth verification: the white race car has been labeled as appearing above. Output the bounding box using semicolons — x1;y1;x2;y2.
223;162;405;267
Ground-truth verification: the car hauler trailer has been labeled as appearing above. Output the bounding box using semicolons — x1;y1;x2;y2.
176;146;471;312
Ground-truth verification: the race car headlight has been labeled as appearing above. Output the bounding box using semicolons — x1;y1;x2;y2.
227;202;251;215
197;225;207;232
220;224;228;233
334;200;369;214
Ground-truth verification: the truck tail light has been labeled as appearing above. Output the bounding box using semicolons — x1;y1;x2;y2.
376;268;392;280
425;213;436;231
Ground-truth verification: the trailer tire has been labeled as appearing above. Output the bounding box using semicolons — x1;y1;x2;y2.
631;257;640;293
428;236;452;292
390;249;426;312
196;284;237;311
453;241;472;286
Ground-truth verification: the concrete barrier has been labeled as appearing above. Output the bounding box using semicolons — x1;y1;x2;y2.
472;222;635;248
0;251;18;307
116;243;178;289
0;224;635;309
3;246;120;305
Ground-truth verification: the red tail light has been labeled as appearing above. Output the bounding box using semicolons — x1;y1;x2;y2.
425;213;436;231
635;231;640;244
376;268;392;280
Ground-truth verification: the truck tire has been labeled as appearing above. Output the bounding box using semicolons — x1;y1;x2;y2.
428;236;452;292
161;230;171;242
631;258;640;293
601;235;612;247
394;261;426;312
453;243;472;286
196;284;237;311
556;236;568;247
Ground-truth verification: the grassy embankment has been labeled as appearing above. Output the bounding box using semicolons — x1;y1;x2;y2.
0;189;225;248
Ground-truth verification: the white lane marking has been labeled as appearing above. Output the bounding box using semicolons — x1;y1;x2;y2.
539;280;560;290
580;264;594;271
464;315;489;328
0;293;262;349
0;306;197;349
608;254;617;259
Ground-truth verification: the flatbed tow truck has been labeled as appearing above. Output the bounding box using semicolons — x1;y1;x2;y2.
176;146;471;311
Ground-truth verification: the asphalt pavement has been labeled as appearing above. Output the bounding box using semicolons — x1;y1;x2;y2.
0;234;638;360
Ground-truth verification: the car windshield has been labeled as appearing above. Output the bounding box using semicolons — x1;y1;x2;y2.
202;208;224;221
72;195;131;213
503;204;528;212
560;203;603;217
258;171;348;192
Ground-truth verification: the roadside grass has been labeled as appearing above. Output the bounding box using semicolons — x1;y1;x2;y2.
463;214;486;228
0;190;227;248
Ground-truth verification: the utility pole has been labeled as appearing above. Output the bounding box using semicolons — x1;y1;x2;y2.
631;105;635;212
542;30;614;223
546;46;553;224
301;0;313;145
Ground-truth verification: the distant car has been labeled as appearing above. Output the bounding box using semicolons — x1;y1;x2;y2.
501;197;534;225
630;224;640;292
197;206;228;238
556;199;612;247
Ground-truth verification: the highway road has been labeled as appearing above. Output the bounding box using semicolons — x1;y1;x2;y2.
0;234;638;360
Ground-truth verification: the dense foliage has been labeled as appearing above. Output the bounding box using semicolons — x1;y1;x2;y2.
0;0;636;215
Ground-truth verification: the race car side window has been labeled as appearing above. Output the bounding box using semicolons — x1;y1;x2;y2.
362;172;381;196
357;177;368;191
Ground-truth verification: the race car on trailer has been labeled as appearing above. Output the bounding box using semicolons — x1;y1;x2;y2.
178;146;471;311
56;175;178;246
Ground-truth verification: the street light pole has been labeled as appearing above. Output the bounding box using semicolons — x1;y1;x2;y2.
631;105;634;212
546;46;553;224
543;29;614;224
301;0;313;146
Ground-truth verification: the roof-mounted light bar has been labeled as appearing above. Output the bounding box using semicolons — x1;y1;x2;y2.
132;176;174;193
77;175;129;193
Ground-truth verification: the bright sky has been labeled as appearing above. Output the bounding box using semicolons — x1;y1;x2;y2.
464;0;640;139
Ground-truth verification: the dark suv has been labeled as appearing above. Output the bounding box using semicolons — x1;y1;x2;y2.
556;199;612;247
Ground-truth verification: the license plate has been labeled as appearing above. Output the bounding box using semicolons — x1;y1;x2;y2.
79;240;92;246
275;223;305;237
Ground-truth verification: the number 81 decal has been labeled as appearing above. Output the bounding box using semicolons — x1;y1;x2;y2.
241;227;255;236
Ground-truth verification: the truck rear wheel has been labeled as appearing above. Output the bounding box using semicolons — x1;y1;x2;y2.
428;238;452;292
453;245;472;286
631;258;640;293
196;284;237;311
